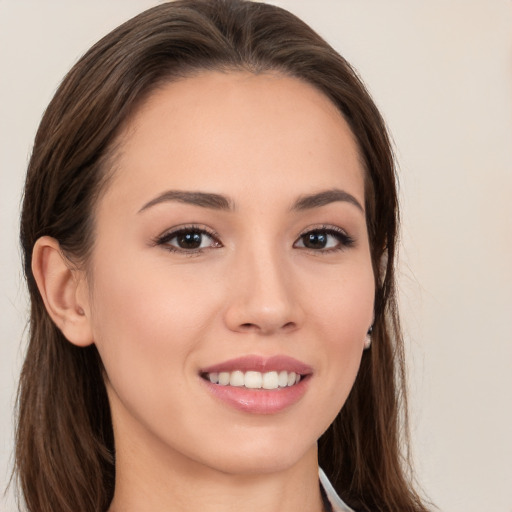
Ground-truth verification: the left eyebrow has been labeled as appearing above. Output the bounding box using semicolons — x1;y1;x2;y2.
291;188;364;213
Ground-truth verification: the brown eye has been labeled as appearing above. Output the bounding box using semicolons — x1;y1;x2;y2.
294;228;354;252
176;231;203;249
156;227;221;253
301;231;328;249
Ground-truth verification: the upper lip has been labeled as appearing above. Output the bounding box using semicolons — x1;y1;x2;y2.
200;355;313;375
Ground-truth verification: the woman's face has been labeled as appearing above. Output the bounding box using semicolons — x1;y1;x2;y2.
83;71;374;476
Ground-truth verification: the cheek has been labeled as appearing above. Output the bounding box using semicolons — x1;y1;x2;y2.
86;255;227;448
304;260;374;415
307;258;374;340
87;254;218;392
90;252;215;338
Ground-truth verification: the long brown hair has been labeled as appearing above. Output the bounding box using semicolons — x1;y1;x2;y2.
17;1;429;511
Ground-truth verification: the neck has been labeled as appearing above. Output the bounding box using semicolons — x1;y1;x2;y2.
108;434;324;512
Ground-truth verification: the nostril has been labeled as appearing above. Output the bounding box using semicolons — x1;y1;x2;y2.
238;321;296;333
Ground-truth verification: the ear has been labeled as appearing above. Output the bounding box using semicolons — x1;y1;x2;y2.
31;236;94;347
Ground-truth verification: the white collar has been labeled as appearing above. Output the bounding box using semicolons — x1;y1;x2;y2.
319;467;355;512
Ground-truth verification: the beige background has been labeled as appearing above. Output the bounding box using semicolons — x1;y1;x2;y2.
1;1;511;510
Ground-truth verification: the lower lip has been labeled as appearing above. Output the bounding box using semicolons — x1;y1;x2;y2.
201;376;310;415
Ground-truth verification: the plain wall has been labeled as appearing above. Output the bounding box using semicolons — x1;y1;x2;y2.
1;1;511;511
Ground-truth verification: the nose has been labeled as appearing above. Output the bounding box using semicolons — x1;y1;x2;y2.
223;243;303;335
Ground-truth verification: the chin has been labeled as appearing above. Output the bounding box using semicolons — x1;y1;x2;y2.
204;447;316;477
187;427;319;477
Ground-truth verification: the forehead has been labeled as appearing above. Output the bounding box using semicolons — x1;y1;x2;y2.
103;71;365;211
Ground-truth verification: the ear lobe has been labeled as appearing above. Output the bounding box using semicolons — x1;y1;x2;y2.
31;236;94;347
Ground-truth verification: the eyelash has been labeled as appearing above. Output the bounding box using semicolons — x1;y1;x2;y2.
153;224;355;255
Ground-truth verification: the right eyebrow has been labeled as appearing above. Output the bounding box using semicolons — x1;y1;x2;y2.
138;190;234;213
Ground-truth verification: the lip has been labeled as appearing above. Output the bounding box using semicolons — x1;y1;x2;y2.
199;355;312;415
200;354;313;375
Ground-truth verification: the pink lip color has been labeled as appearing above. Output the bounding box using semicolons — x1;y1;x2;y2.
201;354;313;375
200;355;312;415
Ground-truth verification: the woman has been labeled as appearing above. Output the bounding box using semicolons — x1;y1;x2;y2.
16;1;430;511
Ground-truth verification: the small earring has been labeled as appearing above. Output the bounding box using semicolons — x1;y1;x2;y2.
364;326;373;350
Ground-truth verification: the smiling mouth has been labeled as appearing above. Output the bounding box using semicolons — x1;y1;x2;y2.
200;356;312;413
202;370;304;390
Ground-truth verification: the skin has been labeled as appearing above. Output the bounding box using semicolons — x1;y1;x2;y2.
34;71;375;512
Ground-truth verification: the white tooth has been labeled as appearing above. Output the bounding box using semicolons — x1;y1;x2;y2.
244;371;263;389
262;371;279;390
209;372;219;384
278;370;288;388
218;372;230;386
230;370;245;387
295;373;301;384
287;372;296;386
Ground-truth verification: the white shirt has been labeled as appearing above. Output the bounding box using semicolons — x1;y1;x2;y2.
319;467;355;512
